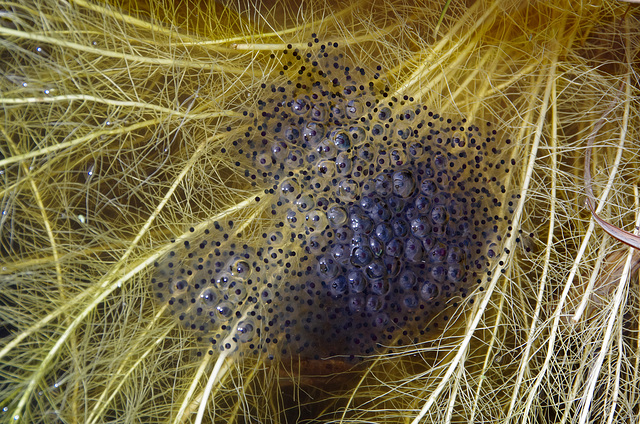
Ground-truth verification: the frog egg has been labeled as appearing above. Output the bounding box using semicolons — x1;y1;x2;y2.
391;218;409;237
152;41;518;360
389;147;407;166
369;237;384;257
408;141;425;158
285;148;304;168
374;222;393;243
331;101;346;119
283;124;300;142
446;246;466;264
385;238;403;258
215;271;233;288
365;295;383;312
334;226;353;243
374;173;393;196
415;196;431;214
169;279;189;295
370;124;385;139
350;246;374;267
364;260;386;280
369;278;390;295
377;106;392;121
350;212;373;234
348;295;365;313
369;200;391;222
399;108;416;122
402;294;419;309
271;140;288;161
429;242;448;263
410;216;431;238
404;237;424;262
447;264;465;283
286;209;300;227
430;265;447;283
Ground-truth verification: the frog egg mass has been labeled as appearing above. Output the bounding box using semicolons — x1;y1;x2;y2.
151;41;516;360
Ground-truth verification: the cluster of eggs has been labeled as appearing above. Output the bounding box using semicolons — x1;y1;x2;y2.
152;40;515;359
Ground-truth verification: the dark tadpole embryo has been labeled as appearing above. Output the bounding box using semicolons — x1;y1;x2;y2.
152;41;516;360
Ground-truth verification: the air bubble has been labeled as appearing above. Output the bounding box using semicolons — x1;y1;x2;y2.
410;216;430;238
200;288;218;306
349;126;366;145
281;179;301;200
374;222;393;242
431;205;448;225
271;141;288;161
420;283;440;301
302;121;324;145
216;302;234;320
365;295;383;312
230;259;251;278
329;276;348;297
365;260;385;280
337;179;359;202
295;194;314;212
346;99;362;119
267;231;284;245
327;206;348;226
335;151;352;174
310;103;327;121
348;271;366;293
350;246;374;267
305;210;328;232
237;320;256;342
330;129;351;150
404;237;424;262
398;270;417;289
317;255;338;278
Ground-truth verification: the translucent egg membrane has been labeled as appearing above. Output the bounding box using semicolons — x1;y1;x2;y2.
152;40;517;360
